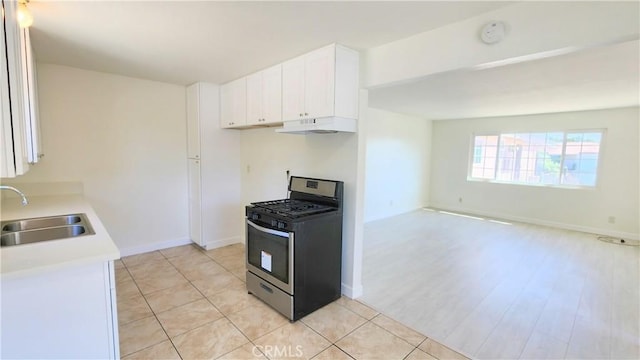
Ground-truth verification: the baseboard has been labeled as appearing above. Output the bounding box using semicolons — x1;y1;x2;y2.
428;203;640;241
204;235;243;251
341;282;363;299
119;237;193;257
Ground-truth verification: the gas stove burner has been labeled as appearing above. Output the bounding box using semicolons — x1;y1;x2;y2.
251;199;336;218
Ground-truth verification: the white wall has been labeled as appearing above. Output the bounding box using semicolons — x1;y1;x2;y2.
364;108;431;222
240;128;361;296
7;64;190;253
429;107;640;239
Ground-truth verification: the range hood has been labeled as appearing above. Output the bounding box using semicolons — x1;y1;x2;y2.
275;117;356;135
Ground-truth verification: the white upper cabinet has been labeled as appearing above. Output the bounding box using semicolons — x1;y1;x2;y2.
220;77;247;128
246;64;282;126
186;84;200;159
1;1;40;178
282;44;359;122
261;65;283;125
247;64;282;125
221;43;359;130
282;56;306;121
246;71;263;126
301;45;335;119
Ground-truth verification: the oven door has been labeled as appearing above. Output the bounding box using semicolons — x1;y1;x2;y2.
246;219;294;295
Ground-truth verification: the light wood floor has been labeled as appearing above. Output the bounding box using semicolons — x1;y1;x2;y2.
360;209;639;360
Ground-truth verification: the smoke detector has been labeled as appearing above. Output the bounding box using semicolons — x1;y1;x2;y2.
480;21;505;44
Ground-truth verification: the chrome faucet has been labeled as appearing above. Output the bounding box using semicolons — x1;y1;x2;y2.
0;185;29;206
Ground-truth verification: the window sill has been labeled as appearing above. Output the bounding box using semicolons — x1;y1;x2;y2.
466;177;597;190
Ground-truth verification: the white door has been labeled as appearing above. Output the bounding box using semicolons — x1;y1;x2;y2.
220;78;247;128
304;45;335;119
186;84;200;159
246;72;263;126
1;5;14;178
261;64;282;124
187;159;203;247
281;56;305;121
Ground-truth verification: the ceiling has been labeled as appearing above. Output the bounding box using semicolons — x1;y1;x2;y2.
368;39;640;120
29;1;511;85
27;1;639;120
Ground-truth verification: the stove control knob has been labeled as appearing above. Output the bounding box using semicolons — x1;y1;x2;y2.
251;213;260;220
277;221;287;229
271;220;278;227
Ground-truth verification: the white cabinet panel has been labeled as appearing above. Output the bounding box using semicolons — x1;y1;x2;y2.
188;158;202;247
282;56;306;121
247;64;282;126
187;83;242;250
221;77;247;128
186;84;200;159
281;44;357;122
1;1;40;178
261;64;282;125
1;262;118;359
246;71;263;126
304;45;335;119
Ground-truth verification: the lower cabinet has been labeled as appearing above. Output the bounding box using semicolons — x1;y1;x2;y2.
1;261;119;359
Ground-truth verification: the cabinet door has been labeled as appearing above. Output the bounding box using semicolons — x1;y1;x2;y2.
188;159;202;247
1;6;13;178
246;72;263;126
261;64;282;124
186;84;200;158
281;56;305;121
1;0;29;176
304;45;335;119
220;78;246;128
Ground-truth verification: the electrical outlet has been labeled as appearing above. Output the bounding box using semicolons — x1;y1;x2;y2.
458;197;463;203
246;165;251;173
608;216;616;224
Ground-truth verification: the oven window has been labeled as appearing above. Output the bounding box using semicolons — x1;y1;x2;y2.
247;224;289;284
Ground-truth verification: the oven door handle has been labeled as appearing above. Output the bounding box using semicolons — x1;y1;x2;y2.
247;219;290;238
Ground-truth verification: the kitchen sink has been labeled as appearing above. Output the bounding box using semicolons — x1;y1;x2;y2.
2;214;83;232
0;213;95;247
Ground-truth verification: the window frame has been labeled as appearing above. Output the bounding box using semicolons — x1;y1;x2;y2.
467;129;606;189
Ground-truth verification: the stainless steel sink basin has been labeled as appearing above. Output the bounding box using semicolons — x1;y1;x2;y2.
2;214;83;232
0;213;95;247
1;225;93;246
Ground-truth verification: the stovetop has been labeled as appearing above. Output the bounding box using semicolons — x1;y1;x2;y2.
250;199;337;218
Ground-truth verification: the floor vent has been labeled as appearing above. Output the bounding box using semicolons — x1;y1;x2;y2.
597;236;639;246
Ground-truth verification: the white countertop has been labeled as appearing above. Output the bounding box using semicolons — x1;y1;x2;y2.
1;195;121;279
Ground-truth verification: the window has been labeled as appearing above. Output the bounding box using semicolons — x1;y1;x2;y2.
469;130;603;187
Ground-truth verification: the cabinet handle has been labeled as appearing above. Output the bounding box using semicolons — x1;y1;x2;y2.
299;113;303;117
305;112;308;116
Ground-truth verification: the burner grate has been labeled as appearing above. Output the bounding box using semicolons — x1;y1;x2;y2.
251;199;336;218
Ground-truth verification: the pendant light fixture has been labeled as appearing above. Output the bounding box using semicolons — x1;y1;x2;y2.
16;0;33;28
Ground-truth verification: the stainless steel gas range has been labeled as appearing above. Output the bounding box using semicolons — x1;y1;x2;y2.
245;176;343;321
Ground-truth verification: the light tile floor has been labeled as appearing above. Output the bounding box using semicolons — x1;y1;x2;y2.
116;243;466;360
